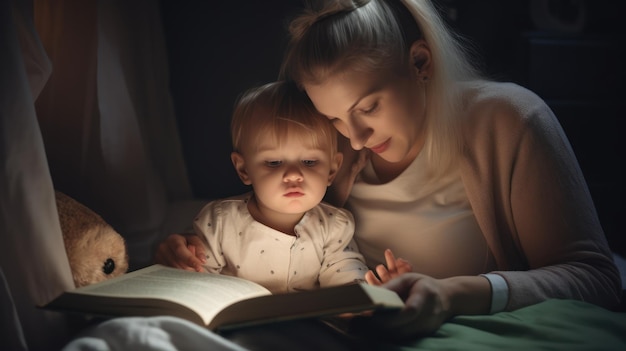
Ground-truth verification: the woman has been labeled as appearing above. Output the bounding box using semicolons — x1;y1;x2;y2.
156;0;621;338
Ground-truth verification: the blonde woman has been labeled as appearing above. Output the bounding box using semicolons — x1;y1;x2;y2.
277;0;621;337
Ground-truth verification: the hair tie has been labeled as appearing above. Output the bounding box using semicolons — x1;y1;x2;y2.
288;0;371;41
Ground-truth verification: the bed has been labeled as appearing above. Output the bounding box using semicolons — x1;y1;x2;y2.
62;298;626;351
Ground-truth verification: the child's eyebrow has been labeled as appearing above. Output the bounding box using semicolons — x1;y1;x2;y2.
255;146;329;156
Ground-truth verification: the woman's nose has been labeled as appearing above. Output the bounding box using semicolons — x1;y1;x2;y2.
348;117;373;150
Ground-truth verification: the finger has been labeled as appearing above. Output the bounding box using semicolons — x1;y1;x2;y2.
365;270;382;285
180;245;204;272
171;244;197;271
382;272;422;298
375;264;391;282
384;249;398;274
165;235;203;271
186;235;208;263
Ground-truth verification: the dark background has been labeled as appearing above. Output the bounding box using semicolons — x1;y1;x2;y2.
160;0;625;255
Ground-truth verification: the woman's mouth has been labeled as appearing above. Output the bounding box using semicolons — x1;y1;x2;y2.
369;139;390;154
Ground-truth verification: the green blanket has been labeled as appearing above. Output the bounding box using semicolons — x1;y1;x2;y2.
376;299;626;351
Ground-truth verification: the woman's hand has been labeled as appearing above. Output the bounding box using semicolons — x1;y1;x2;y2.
365;249;412;285
354;273;453;339
154;233;206;272
355;273;492;339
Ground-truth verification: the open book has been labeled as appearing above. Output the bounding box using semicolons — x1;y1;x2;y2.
43;264;405;331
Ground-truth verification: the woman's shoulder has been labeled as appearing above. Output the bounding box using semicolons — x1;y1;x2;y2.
462;80;547;113
459;80;556;133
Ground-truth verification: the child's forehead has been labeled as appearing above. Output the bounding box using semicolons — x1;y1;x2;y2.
253;130;328;152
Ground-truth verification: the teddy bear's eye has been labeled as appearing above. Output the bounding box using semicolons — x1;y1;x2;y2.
103;258;116;275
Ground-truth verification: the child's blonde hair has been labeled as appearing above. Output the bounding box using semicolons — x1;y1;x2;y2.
231;81;338;156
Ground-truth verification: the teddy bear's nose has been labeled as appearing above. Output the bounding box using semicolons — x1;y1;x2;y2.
103;258;116;275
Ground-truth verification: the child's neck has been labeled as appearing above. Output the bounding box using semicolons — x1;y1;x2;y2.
247;196;304;236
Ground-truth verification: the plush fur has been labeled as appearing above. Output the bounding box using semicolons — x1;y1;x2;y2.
55;191;128;287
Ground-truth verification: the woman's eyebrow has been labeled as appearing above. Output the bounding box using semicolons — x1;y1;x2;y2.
347;96;366;113
347;83;384;113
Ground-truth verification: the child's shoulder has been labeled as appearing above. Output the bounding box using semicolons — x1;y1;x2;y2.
219;191;253;205
200;192;253;215
312;201;354;223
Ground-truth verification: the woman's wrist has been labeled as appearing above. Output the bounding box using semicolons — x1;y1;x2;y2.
441;275;492;317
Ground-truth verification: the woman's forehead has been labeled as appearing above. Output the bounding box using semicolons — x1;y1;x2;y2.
304;68;392;116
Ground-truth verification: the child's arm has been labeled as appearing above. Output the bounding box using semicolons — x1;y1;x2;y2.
365;249;412;285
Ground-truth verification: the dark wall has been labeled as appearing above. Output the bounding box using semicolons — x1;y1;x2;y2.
161;0;625;254
161;1;301;200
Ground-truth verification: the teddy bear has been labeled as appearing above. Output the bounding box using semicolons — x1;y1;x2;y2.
55;191;129;288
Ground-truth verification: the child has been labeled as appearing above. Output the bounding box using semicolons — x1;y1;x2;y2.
187;81;406;293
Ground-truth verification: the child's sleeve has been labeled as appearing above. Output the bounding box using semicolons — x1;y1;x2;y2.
192;200;226;274
318;208;368;287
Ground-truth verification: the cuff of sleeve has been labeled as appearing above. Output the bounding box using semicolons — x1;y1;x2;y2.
480;273;509;314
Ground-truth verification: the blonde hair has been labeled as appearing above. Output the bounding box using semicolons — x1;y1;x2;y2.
281;0;483;176
231;81;338;156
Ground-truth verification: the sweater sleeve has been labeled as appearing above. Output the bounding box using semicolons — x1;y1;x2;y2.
462;82;622;311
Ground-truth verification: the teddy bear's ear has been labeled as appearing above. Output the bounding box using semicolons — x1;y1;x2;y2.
55;191;129;287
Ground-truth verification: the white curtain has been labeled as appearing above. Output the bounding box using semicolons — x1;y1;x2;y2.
1;0;201;349
1;0;74;350
33;0;198;271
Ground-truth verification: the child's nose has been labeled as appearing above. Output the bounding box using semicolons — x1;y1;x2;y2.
283;166;304;182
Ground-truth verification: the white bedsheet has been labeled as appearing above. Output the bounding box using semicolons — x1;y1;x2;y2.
63;316;249;351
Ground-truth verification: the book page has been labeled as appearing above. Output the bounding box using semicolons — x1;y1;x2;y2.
75;265;271;324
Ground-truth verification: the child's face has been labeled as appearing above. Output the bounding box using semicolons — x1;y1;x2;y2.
232;132;339;216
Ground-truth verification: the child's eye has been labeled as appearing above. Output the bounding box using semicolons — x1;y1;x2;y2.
302;160;318;167
265;160;282;168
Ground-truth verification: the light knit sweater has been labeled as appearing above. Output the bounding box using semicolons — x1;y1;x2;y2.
328;80;622;311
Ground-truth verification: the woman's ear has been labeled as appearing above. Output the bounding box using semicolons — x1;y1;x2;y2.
231;152;252;185
409;39;432;81
327;152;344;185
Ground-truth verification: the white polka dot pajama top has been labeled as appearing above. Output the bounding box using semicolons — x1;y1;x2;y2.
193;192;368;293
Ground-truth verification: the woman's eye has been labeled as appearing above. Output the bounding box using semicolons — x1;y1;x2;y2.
302;160;318;167
265;160;282;167
362;102;378;115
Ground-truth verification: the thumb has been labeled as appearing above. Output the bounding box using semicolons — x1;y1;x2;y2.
382;273;422;300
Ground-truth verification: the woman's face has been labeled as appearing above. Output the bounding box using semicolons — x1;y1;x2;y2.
304;65;427;164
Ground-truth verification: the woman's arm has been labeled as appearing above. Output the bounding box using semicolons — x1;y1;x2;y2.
462;82;621;311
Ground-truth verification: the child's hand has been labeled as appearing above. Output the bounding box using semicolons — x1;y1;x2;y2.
154;233;207;272
365;249;412;285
